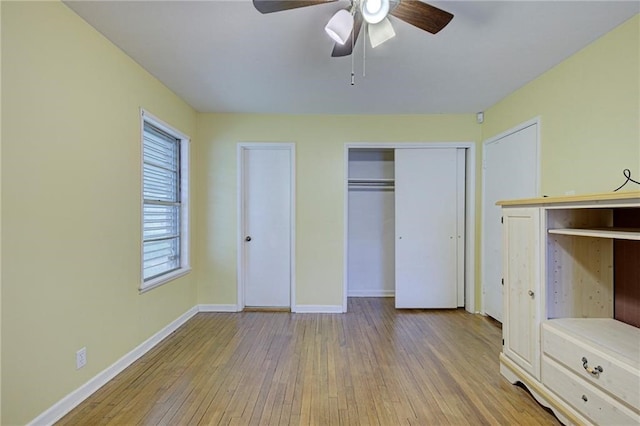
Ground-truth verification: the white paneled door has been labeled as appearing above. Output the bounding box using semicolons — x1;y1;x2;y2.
395;148;463;309
241;145;292;308
482;122;538;321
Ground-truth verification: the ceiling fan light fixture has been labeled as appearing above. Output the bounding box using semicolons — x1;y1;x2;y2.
325;9;354;45
360;0;389;24
368;17;395;48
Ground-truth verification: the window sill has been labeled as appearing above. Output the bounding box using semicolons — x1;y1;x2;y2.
139;267;192;294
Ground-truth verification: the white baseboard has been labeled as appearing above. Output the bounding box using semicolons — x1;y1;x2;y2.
27;306;199;426
198;304;241;312
292;305;344;313
347;289;395;297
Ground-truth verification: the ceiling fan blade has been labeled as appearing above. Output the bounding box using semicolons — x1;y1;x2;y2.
390;0;453;34
331;13;363;57
253;0;337;14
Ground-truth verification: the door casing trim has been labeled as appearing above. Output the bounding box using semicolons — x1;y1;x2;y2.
343;142;476;313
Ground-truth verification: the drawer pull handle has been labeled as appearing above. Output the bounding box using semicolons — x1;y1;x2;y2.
581;357;603;377
581;395;588;402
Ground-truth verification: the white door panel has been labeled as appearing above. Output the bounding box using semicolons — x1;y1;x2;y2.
483;123;538;321
243;147;291;307
395;148;460;309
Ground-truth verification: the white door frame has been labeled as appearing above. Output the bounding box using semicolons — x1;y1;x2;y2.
481;117;540;317
343;142;476;313
237;143;296;310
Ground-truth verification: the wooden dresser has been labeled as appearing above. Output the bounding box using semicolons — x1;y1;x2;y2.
497;191;640;425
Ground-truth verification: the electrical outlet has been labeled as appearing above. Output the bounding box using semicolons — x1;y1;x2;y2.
76;347;87;369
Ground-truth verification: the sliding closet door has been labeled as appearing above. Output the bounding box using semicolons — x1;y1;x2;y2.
395;148;460;309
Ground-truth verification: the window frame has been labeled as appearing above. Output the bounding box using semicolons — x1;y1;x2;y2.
140;109;191;293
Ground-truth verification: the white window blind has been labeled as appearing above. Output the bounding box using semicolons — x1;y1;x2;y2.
143;122;182;281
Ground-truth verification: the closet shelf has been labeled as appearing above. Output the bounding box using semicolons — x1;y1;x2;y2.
548;227;640;240
348;178;395;183
349;185;395;190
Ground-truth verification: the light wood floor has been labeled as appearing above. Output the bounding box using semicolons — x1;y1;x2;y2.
58;298;560;425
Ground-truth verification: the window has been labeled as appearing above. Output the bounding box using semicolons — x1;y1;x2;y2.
141;110;190;292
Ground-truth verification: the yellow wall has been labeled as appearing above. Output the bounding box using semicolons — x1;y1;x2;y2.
195;114;481;307
1;2;197;424
482;14;640;196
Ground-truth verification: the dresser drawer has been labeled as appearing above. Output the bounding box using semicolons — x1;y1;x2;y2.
543;357;640;425
542;321;640;409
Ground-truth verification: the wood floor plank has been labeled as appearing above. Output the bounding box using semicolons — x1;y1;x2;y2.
57;298;560;425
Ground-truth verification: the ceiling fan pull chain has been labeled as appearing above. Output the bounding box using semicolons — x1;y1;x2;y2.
363;23;367;77
351;21;355;85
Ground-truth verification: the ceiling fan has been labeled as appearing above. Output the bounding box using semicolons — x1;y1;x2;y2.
252;0;453;57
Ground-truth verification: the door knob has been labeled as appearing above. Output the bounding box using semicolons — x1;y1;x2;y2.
245;236;252;242
528;290;535;298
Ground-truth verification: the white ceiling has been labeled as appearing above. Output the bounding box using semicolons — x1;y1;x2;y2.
64;0;639;114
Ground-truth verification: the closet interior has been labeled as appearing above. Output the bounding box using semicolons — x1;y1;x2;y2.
347;148;396;297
